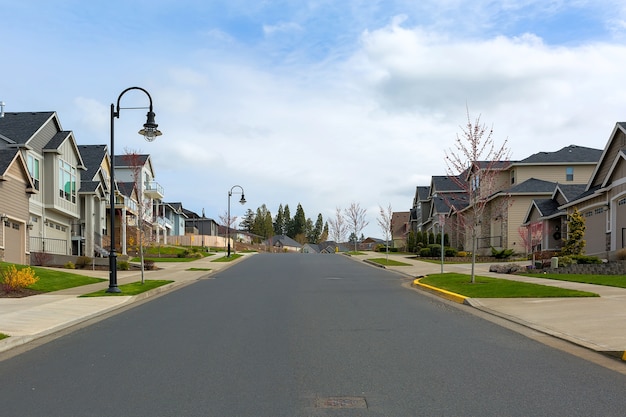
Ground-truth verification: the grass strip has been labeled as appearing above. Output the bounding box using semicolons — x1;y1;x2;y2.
419;273;598;298
521;273;626;289
368;258;412;266
130;257;201;263
186;268;211;271
0;333;9;340
211;254;243;262
80;280;173;297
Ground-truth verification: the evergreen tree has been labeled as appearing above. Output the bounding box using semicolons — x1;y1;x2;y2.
320;223;329;242
252;204;274;239
312;213;324;243
291;203;307;238
305;218;315;243
240;208;255;233
283;204;292;236
274;204;285;235
562;207;586;255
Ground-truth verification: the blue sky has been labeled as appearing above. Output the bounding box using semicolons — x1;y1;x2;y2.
3;1;626;238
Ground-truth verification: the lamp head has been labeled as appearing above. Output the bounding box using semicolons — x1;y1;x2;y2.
139;111;162;142
239;194;246;205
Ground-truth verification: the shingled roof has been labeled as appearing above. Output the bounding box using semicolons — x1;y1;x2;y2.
78;145;108;180
519;145;602;164
505;178;557;194
0;112;56;144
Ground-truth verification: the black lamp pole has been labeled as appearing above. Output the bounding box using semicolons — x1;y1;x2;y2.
227;185;246;257
107;87;162;293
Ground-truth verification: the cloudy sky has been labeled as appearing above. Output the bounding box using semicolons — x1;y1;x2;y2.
3;1;626;238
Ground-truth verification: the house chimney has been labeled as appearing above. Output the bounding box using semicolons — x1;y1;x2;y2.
0;101;5;118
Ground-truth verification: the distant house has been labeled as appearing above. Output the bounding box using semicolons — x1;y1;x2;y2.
263;235;302;252
360;237;385;251
77;145;111;258
303;241;349;253
391;211;410;249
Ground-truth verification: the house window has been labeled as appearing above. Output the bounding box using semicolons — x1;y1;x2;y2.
27;154;40;190
510;169;515;185
58;159;77;204
566;167;574;181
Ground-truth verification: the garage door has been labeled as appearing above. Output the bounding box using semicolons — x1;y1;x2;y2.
4;221;25;264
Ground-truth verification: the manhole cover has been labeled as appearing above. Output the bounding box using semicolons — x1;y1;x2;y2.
315;396;368;409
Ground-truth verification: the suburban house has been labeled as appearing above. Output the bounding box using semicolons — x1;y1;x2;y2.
0;112;85;261
162;202;187;237
411;145;602;255
0;147;37;264
113;154;167;245
303;241;349;253
77;145;110;258
390;211;410;249
263;235;302;252
557;123;626;259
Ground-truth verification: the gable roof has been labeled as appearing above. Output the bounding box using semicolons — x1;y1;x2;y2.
0;148;37;192
431;175;464;193
518;145;602;165
264;235;302;248
553;183;587;202
504;178;557;194
78;144;108;180
0;112;56;145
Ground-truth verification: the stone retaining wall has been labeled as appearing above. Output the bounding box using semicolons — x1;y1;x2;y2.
548;261;626;275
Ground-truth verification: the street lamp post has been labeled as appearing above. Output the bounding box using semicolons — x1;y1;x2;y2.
107;87;162;293
227;185;246;257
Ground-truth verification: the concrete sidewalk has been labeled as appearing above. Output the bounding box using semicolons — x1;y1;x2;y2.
0;253;247;354
353;252;626;361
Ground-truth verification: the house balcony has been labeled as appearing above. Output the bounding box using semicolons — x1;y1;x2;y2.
110;193;138;214
144;181;164;199
153;215;173;229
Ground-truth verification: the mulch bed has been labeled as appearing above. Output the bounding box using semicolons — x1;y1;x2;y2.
0;288;43;298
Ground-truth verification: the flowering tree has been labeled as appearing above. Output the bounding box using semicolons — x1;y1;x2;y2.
444;107;510;283
518;222;543;263
328;207;347;244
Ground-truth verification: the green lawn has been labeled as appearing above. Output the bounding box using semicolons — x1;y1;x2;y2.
419;273;598;298
0;333;9;341
1;262;105;293
80;280;173;297
211;254;243;262
368;258;412;267
522;272;626;289
130;256;203;263
186;268;211;271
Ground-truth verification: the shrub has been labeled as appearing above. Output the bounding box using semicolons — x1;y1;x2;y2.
1;265;39;291
64;261;75;269
177;249;191;258
491;247;515;259
76;256;92;269
144;259;155;270
117;261;130;271
190;251;203;258
617;248;626;261
419;247;431;257
558;255;574;267
571;255;601;264
457;251;468;257
445;247;458;257
428;244;442;257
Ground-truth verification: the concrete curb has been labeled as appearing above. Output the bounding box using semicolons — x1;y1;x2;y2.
411;278;468;304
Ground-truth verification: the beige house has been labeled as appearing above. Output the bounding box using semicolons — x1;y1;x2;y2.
412;145;602;255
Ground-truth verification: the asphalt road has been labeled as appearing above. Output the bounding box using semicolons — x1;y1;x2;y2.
1;254;626;416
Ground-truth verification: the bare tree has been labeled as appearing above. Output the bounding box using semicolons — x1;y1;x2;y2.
345;202;369;253
378;204;393;260
328;207;347;244
218;211;238;253
444;107;510;283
